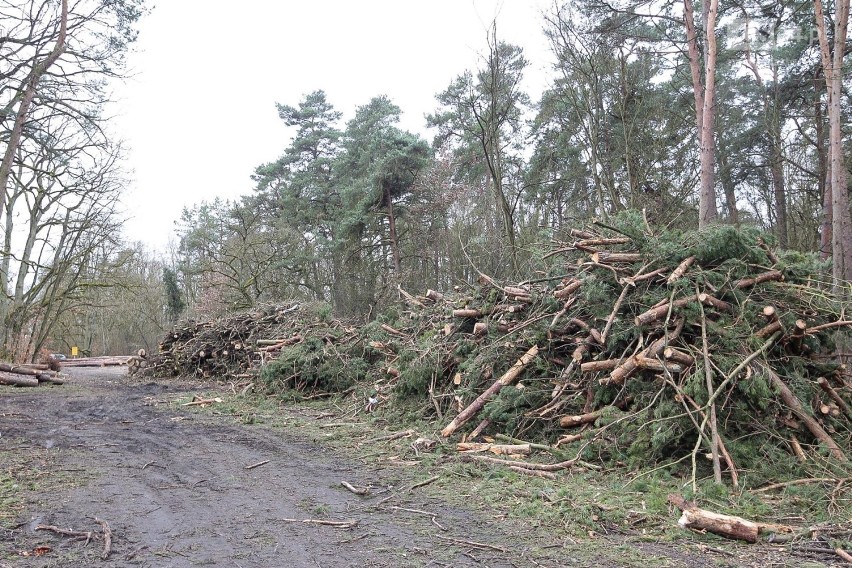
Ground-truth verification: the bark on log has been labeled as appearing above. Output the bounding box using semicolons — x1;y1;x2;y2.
453;308;483;318
0;371;39;386
756;320;783;338
591;251;642;264
441;345;539;437
664;347;695;367
580;359;621;373
734;270;784;289
817;377;851;417
667;495;760;543
667;256;696;284
559;408;606;428
767;369;847;461
456;442;531;455
553;280;581;299
635;298;693;326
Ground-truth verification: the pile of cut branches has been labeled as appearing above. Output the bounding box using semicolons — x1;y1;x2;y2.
371;220;852;485
146;218;852;484
142;303;364;394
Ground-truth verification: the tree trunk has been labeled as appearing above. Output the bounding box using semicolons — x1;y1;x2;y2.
815;0;852;283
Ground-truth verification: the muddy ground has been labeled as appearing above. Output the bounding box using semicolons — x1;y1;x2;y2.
0;368;839;567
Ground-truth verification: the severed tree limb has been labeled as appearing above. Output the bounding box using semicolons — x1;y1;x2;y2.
698;298;722;485
667;256;696;284
817;377;851;417
94;518;111;560
734;270;784;289
765;367;847;461
441;345;539;437
668;495;760;543
281;518;358;529
340;481;369;495
508;466;557;480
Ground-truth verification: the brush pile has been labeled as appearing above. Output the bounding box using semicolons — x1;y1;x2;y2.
363;220;851;483
142;303;363;392
148;218;852;482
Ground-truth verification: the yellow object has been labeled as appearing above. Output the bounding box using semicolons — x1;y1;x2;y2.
71;346;78;357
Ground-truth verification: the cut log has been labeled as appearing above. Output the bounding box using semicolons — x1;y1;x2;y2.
441;345;539;437
734;270;784;289
0;371;39;387
766;369;847;461
667;495;759;543
634;355;683;374
456;442;531;455
453;308;483;318
472;322;488;336
756;320;783;338
580;359;621;373
817;377;851;417
698;292;732;312
591;251;641;264
667;256;696;284
664;347;695;367
635;298;693;326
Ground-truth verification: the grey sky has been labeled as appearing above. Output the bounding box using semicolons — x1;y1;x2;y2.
113;1;554;250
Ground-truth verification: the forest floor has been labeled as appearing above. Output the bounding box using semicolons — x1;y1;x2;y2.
0;367;840;567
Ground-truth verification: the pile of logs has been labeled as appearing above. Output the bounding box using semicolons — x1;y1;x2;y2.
0;362;64;387
142;303;356;381
62;356;131;368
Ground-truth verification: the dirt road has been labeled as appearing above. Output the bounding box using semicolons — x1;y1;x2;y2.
1;367;545;567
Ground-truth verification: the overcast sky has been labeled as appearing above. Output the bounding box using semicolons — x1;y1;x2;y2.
113;1;555;250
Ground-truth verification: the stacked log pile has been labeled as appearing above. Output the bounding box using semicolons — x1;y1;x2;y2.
142;303;358;383
0;362;65;386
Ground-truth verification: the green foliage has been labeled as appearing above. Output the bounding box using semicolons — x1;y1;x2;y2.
259;337;365;396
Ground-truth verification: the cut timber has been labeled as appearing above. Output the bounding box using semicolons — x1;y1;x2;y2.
734;270;784;289
472;322;488;336
425;289;444;302
0;371;39;387
635;298;693;326
817;377;851;417
667;256;696;284
634;355;683;374
591;251;641;264
559;403;624;428
664;347;695;367
456;442;531;455
790;319;807;353
667;494;759;543
453;308;483;318
580;359;621;373
441;345;539;437
756;320;783;338
553;279;581;300
766;369;847;461
698;293;732;312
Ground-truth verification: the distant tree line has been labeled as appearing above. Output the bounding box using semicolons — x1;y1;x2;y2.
173;1;851;318
1;0;849;359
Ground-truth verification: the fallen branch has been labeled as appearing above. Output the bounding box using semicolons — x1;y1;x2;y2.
280;518;358;529
765;368;847;461
340;481;369;495
244;460;269;470
94;518;111;560
667;495;759;543
441;345;539;437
